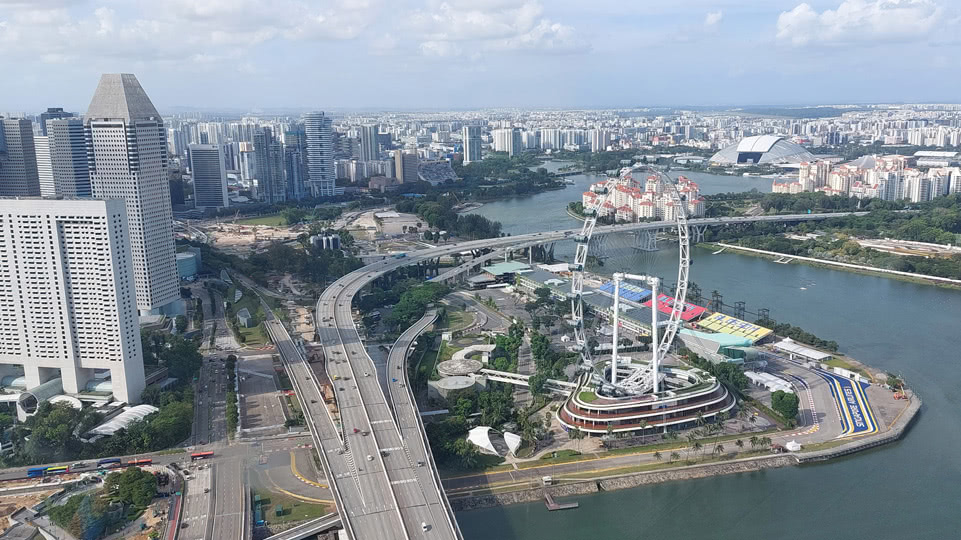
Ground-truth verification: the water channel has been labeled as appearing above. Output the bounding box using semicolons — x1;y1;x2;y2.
457;165;961;540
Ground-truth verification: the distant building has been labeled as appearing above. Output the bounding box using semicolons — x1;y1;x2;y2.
394;150;419;183
0;198;145;405
34;135;54;197
253;127;285;203
590;129;610;153
463;125;482;164
304;111;335;197
710;135;815;166
492;127;523;157
38;107;74;136
0;117;40;197
359;124;379;162
418;160;457;185
188;144;228;208
47;118;91;197
85;73;179;315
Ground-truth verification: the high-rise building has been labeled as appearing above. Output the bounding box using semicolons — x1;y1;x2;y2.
590;129;611;153
304;112;335;197
85;73;179;315
463;125;482;164
188;144;228;209
359;124;379;162
48;118;91;198
394;150;419;183
284;127;308;200
34;136;55;197
253;127;286;203
0;118;41;197
0;198;145;405
38;107;74;136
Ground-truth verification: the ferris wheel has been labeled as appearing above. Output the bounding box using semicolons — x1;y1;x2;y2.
569;166;691;395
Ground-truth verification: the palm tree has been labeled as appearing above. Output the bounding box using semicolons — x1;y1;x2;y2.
606;422;615;438
653;451;662;462
695;412;706;428
713;443;725;457
571;427;584;453
670;451;680;463
667;431;679;442
735;439;744;451
692;441;703;461
637;420;649;441
749;435;759;449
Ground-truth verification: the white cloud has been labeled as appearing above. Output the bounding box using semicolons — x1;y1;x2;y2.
408;0;587;57
491;19;586;54
704;10;723;27
369;33;399;55
0;0;382;66
777;0;942;46
420;40;462;57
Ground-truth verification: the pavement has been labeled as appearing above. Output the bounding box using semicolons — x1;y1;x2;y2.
239;354;287;435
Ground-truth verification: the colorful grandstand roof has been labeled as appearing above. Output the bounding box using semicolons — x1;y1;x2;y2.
643;294;707;321
696;312;773;343
598;281;652;303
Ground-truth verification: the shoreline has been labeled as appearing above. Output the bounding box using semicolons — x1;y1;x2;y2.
701;242;961;290
450;391;921;512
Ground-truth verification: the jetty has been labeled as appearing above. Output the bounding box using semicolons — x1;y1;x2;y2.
544;492;579;511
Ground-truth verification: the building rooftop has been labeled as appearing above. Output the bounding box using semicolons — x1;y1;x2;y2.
89;404;159;436
483;261;531;276
85;73;161;123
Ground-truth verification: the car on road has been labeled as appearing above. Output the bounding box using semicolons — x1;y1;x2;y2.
366;454;373;461
353;428;360;434
422;522;430;532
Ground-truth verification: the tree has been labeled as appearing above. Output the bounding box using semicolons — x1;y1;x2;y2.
669;451;680;463
735;439;744;451
771;390;800;420
528;373;548;396
653;451;662;461
691;441;703;461
175;315;188;333
714;443;725;457
180;287;192;299
749;436;759;449
0;413;13;434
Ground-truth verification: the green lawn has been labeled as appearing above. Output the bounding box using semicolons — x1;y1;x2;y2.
439;309;472;331
578;390;598;402
251;489;330;526
226;285;268;346
236;214;287;227
823;356;867;375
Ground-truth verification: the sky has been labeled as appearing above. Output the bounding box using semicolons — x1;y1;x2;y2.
1;0;958;112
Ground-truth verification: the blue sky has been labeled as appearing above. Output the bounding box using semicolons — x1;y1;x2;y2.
0;0;956;111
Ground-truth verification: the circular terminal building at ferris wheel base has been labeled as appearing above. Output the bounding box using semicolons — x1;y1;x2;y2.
558;363;736;436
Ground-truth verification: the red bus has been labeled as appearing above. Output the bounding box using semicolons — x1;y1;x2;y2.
127;458;153;466
191;451;214;461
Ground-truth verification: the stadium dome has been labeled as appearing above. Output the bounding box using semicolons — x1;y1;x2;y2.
710;135;815;166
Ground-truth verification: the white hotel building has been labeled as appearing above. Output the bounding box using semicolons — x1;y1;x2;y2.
0;199;145;407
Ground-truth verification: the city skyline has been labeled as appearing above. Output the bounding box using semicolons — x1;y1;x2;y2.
2;0;960;111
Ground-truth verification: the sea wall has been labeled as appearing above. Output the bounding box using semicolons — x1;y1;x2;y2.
451;455;795;512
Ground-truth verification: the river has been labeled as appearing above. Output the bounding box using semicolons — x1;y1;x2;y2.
458;169;961;540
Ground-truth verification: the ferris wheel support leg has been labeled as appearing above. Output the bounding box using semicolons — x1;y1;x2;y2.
611;274;622;386
650;277;660;394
